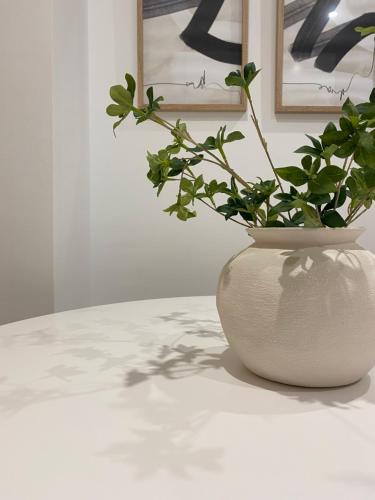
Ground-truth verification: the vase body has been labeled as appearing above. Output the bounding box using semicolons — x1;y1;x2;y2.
217;228;375;387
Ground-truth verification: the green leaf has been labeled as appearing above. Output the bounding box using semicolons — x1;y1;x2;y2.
308;166;346;194
180;178;194;194
292;200;321;227
356;102;375;119
301;155;313;172
321;144;339;162
321;210;347;228
225;131;245;143
324;122;337;134
305;134;322;151
268;201;294;217
106;104;128;117
342;97;359;117
306;193;331;205
355;26;375;37
294;145;321;158
323;186;347;211
110;85;132;107
364;168;375;188
225;71;244;87
177;206;196;221
346;176;359;198
194;175;204;191
112;116;126;135
370;88;375;104
334;140;356;158
275;166;309;186
357;132;375;167
243;63;261;85
291;210;305;225
125;73;136;99
319;165;346;183
320;130;350;147
339;116;354;134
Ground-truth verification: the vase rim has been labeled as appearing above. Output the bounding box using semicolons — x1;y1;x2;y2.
246;226;365;247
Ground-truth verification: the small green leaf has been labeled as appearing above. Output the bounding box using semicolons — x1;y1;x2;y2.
364;168;375;188
225;71;244;87
225;131;245;143
342;97;359;117
275;166;309;186
305;134;322;151
321;210;347;228
334;140;356;158
319;165;346;183
355;26;375;37
301;155;313;172
294;145;321;158
125;73;136;99
106;104;127;116
292;200;321;227
180;178;194;194
110;85;132;107
306;193;331;205
320;130;350;147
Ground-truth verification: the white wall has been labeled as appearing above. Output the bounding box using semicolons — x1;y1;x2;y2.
0;0;54;324
87;0;375;307
53;0;90;312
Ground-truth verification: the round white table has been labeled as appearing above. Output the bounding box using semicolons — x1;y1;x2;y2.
1;296;374;500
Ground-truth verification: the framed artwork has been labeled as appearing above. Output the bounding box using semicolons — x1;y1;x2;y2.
137;0;249;111
276;0;375;113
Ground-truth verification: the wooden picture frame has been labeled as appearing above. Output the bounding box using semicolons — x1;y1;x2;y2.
275;0;375;114
137;0;249;112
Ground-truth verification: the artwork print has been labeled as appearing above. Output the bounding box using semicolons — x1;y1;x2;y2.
276;0;375;112
138;0;248;111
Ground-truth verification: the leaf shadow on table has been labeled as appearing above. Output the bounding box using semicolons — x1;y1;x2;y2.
123;311;375;412
98;312;375;479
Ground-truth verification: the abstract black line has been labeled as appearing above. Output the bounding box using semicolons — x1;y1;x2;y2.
291;0;341;61
180;0;242;65
284;0;316;29
143;0;200;19
144;69;233;92
315;13;375;72
284;37;375;100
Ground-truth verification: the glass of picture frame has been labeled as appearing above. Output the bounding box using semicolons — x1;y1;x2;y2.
137;0;249;111
275;0;375;113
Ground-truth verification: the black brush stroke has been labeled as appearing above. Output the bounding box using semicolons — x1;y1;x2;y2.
291;0;341;61
284;0;316;29
315;13;375;72
143;0;200;19
180;0;242;65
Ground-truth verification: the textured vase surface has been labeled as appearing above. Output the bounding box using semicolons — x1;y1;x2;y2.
217;228;375;387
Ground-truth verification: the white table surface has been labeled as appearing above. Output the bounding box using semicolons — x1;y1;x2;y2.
1;296;375;500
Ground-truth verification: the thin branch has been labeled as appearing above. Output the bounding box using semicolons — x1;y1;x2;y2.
334;154;353;209
244;88;284;193
349;207;368;224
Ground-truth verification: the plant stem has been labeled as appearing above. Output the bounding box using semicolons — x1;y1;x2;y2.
186;133;250;189
151;113;250;189
349;207;368;224
346;202;365;224
244;88;284;193
334;155;353;209
184;169;253;228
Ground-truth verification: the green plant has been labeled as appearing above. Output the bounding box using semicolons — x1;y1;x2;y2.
106;63;375;228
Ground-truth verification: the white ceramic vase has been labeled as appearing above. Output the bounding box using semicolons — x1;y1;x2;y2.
217;228;375;387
